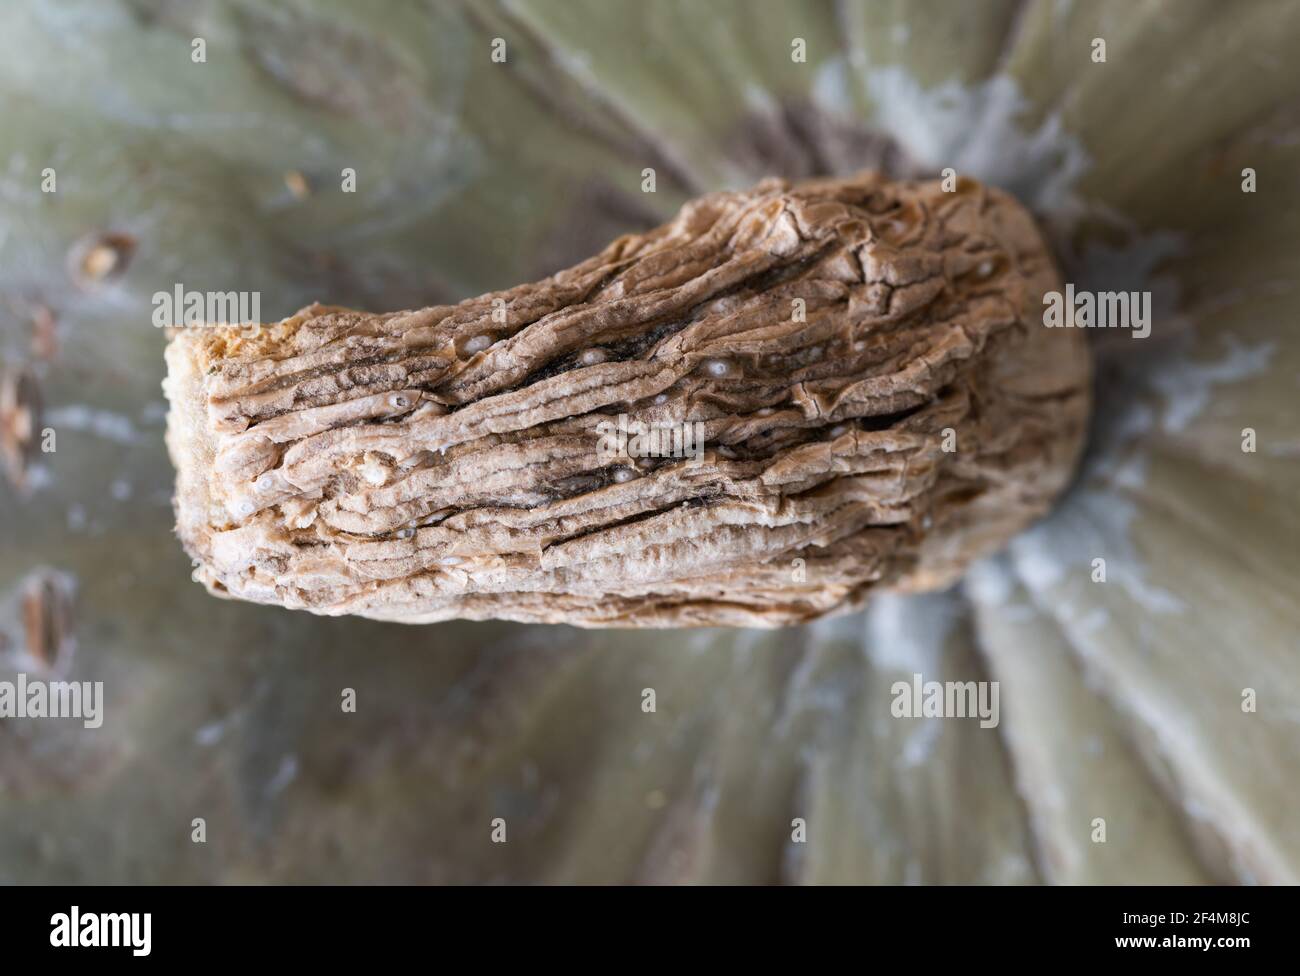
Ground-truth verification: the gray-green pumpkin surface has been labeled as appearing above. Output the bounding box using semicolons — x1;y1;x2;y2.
0;0;1297;884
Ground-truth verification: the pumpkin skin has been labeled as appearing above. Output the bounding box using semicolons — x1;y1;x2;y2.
0;0;1297;884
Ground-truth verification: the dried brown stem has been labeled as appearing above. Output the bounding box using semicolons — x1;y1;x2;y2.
164;172;1090;627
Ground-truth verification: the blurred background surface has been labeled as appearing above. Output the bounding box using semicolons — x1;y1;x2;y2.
1;0;1298;883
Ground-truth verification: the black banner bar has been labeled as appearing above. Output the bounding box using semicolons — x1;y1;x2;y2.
0;886;1278;963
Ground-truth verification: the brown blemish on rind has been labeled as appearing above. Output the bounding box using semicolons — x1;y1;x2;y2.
69;232;137;288
9;569;76;672
0;365;43;493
